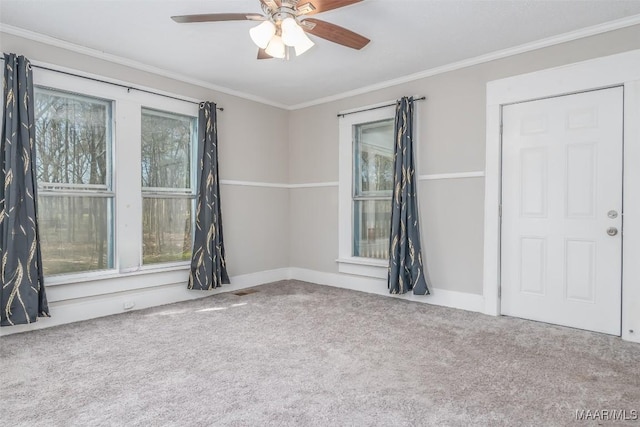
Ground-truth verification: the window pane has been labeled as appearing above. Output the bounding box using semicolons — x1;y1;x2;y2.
354;119;394;196
353;200;391;259
143;198;193;264
35;89;110;187
34;88;114;277
141;109;194;189
39;196;113;275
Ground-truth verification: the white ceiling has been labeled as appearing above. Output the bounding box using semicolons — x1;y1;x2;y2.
1;0;640;108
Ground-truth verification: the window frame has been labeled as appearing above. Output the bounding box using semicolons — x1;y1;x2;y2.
338;104;396;278
32;67;199;285
352;118;394;260
34;86;116;278
140;107;198;266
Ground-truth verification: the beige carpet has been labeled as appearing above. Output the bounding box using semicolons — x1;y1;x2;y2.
2;280;639;426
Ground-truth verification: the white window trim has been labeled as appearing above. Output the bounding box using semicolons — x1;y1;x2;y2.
337;104;396;278
33;66;199;286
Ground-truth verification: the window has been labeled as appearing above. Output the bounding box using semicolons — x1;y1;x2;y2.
35;88;114;276
141;109;196;265
30;66;200;283
353;119;394;259
338;104;397;278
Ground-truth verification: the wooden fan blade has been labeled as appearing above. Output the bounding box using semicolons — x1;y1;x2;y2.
257;48;273;60
302;18;369;50
298;0;363;16
260;0;281;10
171;13;264;23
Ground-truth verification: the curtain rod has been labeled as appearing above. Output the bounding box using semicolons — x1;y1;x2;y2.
1;56;223;111
33;64;224;111
337;96;426;118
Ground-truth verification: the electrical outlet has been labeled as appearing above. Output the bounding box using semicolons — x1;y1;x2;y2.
123;301;135;310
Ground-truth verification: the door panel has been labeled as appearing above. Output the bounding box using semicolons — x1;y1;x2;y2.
520;237;546;295
501;87;623;335
520;147;548;217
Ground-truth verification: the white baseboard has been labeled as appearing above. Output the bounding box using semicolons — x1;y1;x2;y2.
7;265;636;344
0;268;290;336
1;266;485;336
229;268;292;287
289;267;485;313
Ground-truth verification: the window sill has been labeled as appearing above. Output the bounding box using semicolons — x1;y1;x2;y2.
336;257;387;279
45;262;190;287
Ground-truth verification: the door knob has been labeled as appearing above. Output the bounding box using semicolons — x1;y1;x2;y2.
607;227;618;236
608;210;618;219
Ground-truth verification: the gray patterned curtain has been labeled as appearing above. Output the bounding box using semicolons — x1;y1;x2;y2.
388;97;430;295
188;102;230;290
1;53;49;325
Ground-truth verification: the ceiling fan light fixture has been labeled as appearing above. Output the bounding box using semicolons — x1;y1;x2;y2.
294;32;314;56
173;0;370;60
281;17;301;46
281;18;307;46
265;34;286;59
249;20;276;49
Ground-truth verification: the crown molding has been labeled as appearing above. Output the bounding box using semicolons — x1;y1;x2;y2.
2;13;640;111
0;23;289;110
287;13;640;110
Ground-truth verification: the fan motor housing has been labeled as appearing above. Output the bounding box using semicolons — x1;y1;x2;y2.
272;8;297;22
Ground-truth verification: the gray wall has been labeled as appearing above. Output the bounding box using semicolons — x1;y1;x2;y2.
0;31;291;277
3;25;640;296
288;24;640;295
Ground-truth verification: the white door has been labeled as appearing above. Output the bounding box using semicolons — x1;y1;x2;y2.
501;87;623;335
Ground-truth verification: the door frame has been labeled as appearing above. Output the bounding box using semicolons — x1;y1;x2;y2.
483;49;640;343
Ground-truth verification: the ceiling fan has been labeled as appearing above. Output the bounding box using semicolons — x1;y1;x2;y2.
171;0;370;60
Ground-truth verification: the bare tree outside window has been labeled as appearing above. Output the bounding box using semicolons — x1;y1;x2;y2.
141;109;195;264
353;118;394;259
34;89;113;275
